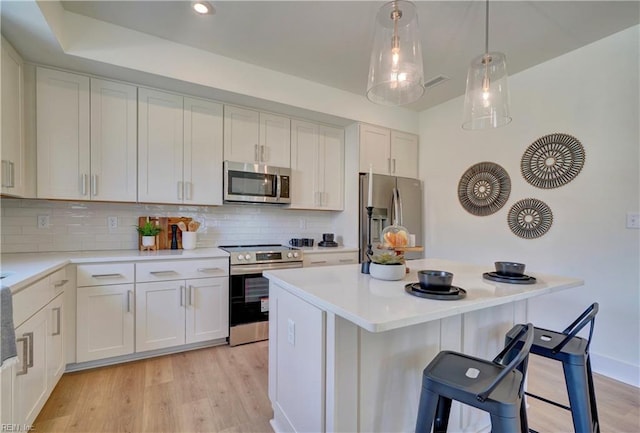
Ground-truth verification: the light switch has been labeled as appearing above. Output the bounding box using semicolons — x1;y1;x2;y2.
626;212;640;229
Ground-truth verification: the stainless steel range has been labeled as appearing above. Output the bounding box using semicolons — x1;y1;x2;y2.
220;244;303;346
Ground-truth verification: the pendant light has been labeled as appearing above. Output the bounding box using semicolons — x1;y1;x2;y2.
462;0;511;130
367;0;425;106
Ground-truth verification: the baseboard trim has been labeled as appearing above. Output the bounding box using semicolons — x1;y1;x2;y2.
65;338;228;372
590;352;640;387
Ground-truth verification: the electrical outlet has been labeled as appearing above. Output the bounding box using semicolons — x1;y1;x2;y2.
37;215;50;229
627;212;640;229
108;216;118;230
287;318;295;345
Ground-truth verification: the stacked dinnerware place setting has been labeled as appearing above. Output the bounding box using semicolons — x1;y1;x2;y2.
405;270;467;300
483;261;537;284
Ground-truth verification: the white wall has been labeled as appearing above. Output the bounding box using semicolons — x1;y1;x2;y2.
419;25;639;386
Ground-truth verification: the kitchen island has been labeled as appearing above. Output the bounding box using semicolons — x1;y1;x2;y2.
264;258;583;433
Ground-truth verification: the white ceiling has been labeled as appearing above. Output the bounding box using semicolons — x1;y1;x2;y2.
3;1;639;112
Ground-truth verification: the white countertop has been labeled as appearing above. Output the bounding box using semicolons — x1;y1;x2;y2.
1;248;229;293
264;258;584;333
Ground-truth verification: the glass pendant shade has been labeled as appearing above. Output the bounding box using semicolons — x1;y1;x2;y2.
367;0;425;106
462;51;512;129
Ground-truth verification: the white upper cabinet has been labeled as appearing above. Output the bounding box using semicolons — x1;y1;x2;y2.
138;88;184;204
1;36;26;197
224;105;290;167
37;68;137;201
36;67;90;200
90;78;137;202
290;120;344;210
390;130;419;178
139;88;223;205
359;123;419;178
183;97;223;205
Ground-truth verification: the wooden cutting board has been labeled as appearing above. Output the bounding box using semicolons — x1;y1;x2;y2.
138;216;193;250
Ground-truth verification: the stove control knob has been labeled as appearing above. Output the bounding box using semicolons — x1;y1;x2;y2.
237;254;244;261
293;252;299;258
287;252;293;258
245;254;251;260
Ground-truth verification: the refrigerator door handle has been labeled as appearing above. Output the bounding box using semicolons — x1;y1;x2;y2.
396;188;404;226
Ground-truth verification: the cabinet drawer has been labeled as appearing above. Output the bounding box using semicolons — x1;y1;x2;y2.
136;259;228;282
12;277;49;328
48;267;69;297
77;263;135;287
304;252;359;267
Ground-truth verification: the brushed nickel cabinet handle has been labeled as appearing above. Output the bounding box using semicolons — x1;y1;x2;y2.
392;158;396;174
150;270;178;276
261;145;266;162
310;260;327;264
254;144;259;162
91;273;123;278
53;279;69;288
188;285;194;306
91;174;97;196
339;259;355;263
186;182;193;200
178;181;184;200
1;160;7;187
127;290;132;313
16;336;28;375
179;286;185;307
25;332;34;368
8;161;15;187
52;307;62;336
80;174;88;196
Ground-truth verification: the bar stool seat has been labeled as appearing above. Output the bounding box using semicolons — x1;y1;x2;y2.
416;323;534;433
505;303;600;433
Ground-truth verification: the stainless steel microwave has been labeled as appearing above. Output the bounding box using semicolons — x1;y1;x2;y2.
223;161;291;204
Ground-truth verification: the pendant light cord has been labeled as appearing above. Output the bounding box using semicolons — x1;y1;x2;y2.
484;0;489;55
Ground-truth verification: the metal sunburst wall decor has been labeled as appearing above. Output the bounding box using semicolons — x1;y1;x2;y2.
508;198;553;239
521;133;586;189
458;161;511;216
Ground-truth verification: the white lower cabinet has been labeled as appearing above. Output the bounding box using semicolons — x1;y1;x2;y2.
136;276;229;352
303;251;359;267
13;306;48;426
76;284;134;362
76;263;135;362
135;259;229;353
9;270;67;428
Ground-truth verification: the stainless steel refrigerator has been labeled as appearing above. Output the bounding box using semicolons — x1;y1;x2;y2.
359;173;423;262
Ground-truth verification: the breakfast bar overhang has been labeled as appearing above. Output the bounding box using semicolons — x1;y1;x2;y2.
264;258;583;433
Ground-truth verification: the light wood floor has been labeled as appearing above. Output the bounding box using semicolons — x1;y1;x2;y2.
35;342;639;433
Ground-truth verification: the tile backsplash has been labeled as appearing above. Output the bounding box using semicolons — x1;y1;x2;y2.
1;198;340;253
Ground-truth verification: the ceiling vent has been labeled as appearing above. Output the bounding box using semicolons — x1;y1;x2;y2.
424;75;450;89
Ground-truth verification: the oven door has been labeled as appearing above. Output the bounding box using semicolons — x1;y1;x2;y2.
229;262;302;326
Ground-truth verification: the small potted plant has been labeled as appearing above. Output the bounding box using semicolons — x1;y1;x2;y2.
136;221;162;248
368;252;406;281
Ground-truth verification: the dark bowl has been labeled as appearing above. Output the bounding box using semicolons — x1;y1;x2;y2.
494;261;526;276
418;270;453;291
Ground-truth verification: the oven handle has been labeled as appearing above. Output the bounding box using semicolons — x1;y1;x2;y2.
230;262;302;275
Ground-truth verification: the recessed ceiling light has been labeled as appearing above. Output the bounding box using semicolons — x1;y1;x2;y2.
192;1;214;15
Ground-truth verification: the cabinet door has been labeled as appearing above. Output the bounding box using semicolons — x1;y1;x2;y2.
260;112;290;167
390;130;418;178
318;125;344;210
13;307;48;426
77;284;134;362
359;123;390;175
184;97;223;205
90;78;137;202
290;120;319;209
46;294;64;385
223;105;259;163
36;67;90;199
138;88;183;204
185;277;229;343
1;36;25;197
136;281;186;352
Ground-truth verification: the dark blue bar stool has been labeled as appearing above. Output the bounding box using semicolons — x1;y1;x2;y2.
416;323;534;433
505;303;600;433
